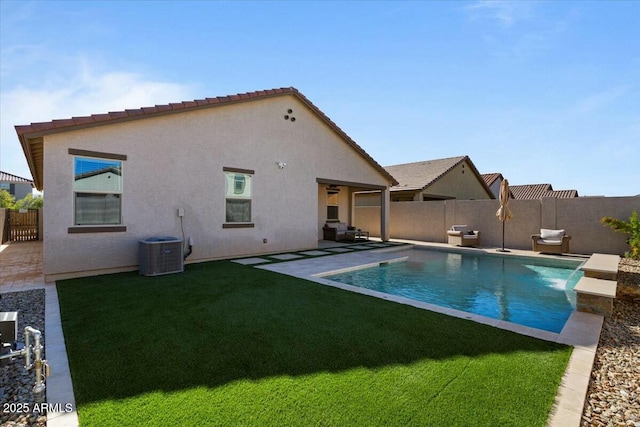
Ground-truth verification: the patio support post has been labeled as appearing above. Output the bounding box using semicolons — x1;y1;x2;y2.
349;188;356;226
380;187;390;241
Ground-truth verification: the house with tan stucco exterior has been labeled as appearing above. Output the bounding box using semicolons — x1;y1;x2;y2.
16;87;398;282
385;156;494;201
356;156;494;207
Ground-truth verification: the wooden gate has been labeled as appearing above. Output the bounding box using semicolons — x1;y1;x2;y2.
4;209;39;242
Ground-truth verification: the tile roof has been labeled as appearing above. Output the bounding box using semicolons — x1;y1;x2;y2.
16;87;398;190
510;184;579;199
481;173;503;187
15;88;296;136
386;156;468;191
547;189;579;198
0;171;33;185
385;155;494;198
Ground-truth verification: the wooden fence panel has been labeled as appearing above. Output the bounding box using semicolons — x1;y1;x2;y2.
6;209;39;242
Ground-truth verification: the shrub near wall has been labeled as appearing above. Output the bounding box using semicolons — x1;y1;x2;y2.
617;259;640;301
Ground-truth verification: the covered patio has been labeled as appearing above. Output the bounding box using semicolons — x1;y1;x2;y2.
317;178;391;243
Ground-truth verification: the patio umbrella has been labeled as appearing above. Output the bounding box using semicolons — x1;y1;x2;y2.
496;179;512;252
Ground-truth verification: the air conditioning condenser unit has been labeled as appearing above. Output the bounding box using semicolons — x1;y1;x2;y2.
139;237;184;276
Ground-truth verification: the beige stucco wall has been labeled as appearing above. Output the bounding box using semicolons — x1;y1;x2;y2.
423;161;492;200
42;96;391;280
355;196;639;255
555;197;639;255
0;208;6;243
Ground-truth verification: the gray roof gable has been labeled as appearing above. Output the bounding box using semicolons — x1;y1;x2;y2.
386;156;467;191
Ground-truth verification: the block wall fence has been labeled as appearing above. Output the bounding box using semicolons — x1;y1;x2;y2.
354;196;640;255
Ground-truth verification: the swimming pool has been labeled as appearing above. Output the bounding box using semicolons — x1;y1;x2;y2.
325;249;584;333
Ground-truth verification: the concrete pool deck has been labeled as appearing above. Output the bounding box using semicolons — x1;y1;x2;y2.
256;240;604;427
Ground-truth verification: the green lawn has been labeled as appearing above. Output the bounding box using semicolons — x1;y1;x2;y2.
57;260;572;426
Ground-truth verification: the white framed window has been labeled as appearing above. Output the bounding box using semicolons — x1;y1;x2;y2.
223;167;254;227
73;156;123;226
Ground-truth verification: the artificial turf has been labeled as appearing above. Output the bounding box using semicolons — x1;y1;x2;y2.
56;260;572;426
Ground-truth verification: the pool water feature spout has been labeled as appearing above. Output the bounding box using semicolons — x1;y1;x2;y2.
565;260;586;290
563;261;586;307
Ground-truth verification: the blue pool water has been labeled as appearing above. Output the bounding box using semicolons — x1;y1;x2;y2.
326;249;584;333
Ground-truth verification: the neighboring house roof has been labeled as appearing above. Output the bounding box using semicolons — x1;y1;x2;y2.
510;183;579;199
387;156;466;191
481;173;503;188
546;189;580;198
0;171;34;186
16;87;398;190
481;173;515;198
75;166;121;181
511;183;552;199
385;155;494;198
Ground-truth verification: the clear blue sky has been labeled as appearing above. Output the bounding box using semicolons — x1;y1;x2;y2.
1;1;639;196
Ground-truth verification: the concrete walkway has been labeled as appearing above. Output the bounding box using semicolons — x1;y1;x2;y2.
1;240;45;292
1;241;78;427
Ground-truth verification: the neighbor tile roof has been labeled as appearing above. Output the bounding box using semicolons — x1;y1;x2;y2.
547;189;579;198
510;184;552;199
16;87;398;190
386;156;468;191
481;173;502;187
0;171;33;185
385;155;494;198
510;184;579;199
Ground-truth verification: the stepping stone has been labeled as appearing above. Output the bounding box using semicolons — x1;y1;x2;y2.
269;253;304;261
324;247;353;253
299;250;331;256
233;257;271;265
347;245;372;250
365;243;388;248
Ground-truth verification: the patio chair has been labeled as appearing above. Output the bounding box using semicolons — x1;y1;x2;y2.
531;229;571;254
447;225;480;247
